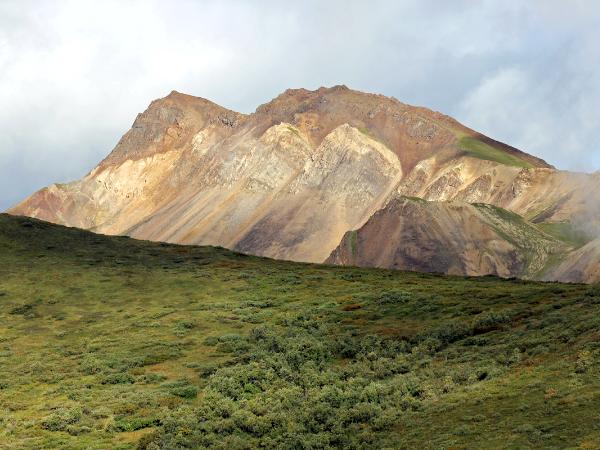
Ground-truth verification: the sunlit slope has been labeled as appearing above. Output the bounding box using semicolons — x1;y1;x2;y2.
1;214;600;449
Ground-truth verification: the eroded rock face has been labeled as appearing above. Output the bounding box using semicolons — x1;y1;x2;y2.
327;197;567;278
396;156;600;229
543;239;600;283
8;86;600;282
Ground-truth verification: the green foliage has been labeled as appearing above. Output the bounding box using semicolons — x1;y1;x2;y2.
1;213;600;448
164;380;199;399
474;311;511;332
458;136;533;168
575;349;594;373
376;289;413;304
9;301;40;318
101;373;135;385
41;408;83;432
173;320;196;337
114;417;161;432
537;221;592;248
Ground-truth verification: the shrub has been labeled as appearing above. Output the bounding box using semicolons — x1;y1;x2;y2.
9;302;38;318
114;417;161;432
279;274;302;284
243;299;274;308
101;373;135;385
91;406;111;419
585;285;600;298
575;349;593;373
455;424;471;436
164;380;199;399
195;363;219;379
66;424;91;436
339;272;361;281
203;335;219;346
509;348;522;365
335;335;360;358
138;373;167;384
80;356;105;375
173;320;196;337
175;320;195;330
41;408;82;432
216;334;250;354
371;408;397;431
421;321;472;346
376;290;412;304
170;385;198;399
474;311;511;333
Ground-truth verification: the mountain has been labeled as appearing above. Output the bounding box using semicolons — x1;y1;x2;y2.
327;197;567;278
543;238;600;283
8;86;600;282
2;212;600;448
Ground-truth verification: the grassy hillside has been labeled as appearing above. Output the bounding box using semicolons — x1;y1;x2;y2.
537;221;593;249
1;214;600;449
457;136;534;169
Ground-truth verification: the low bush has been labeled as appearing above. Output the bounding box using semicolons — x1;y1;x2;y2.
575;349;594;373
101;373;135;385
164;380;199;399
474;311;511;332
114;417;161;432
376;290;413;304
40;408;82;432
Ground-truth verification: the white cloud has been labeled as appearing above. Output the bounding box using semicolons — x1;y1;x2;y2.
457;23;600;172
1;0;599;209
458;68;558;163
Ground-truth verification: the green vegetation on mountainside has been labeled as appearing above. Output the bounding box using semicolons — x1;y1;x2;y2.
346;230;358;257
1;214;600;449
537;221;593;249
473;203;567;277
458;136;533;168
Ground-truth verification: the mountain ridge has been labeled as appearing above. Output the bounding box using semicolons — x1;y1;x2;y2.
8;86;598;282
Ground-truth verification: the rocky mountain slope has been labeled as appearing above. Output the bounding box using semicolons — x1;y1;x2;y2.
327;197;568;278
543;238;600;283
8;86;600;282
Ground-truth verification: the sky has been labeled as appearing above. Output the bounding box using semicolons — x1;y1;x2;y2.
1;0;600;211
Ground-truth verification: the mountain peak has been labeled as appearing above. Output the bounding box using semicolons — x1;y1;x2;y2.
11;86;595;283
97;90;245;168
156;89;227;109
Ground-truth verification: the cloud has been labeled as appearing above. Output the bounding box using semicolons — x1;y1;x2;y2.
457;15;600;171
1;0;599;210
458;68;559;163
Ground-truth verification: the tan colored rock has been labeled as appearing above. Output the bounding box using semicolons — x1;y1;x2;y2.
543;239;600;283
